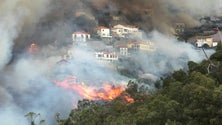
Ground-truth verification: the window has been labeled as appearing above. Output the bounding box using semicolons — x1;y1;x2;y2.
98;54;102;57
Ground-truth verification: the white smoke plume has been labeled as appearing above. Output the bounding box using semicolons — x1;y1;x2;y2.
137;31;213;76
0;0;51;70
0;56;75;125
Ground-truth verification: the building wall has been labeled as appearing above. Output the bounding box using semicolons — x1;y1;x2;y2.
127;42;155;51
97;28;111;38
139;42;155;51
111;28;125;38
196;38;213;47
95;52;118;63
127;43;140;50
112;24;139;38
206;38;213;47
175;23;185;34
113;25;138;33
72;33;90;42
120;48;128;56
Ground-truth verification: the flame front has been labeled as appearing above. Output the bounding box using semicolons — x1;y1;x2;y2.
28;43;38;53
124;95;134;103
53;77;126;101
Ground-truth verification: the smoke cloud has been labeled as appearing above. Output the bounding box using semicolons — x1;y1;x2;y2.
127;31;213;76
0;0;51;70
110;0;221;34
0;0;220;125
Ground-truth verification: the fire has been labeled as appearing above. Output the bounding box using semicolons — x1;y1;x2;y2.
28;43;38;53
53;76;126;102
124;95;134;103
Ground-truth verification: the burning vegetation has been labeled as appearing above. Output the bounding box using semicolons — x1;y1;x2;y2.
28;43;39;53
1;0;222;125
56;47;222;125
53;76;134;103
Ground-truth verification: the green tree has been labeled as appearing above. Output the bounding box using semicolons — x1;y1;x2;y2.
25;112;45;125
172;69;188;83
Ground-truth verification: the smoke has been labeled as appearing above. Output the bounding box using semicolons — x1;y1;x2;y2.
0;56;76;125
0;0;51;70
61;46;128;83
106;0;221;34
129;31;213;76
11;0;222;53
0;106;28;125
0;0;220;125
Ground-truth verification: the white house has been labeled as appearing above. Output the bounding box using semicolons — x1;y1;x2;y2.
127;41;155;52
95;51;118;63
72;32;90;43
111;24;139;38
97;26;112;38
195;37;218;48
111;28;125;38
118;45;128;56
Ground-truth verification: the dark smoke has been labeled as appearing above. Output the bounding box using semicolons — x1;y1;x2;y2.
0;0;220;124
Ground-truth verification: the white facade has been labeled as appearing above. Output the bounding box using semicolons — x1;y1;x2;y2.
127;41;155;52
111;24;139;38
196;38;218;48
97;26;112;38
119;46;128;56
95;51;118;63
111;28;125;38
72;32;90;42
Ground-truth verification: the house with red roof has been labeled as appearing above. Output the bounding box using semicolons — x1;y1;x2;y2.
188;31;222;48
118;45;128;56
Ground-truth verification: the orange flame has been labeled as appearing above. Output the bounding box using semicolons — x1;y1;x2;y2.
28;43;38;53
53;77;126;102
124;95;134;103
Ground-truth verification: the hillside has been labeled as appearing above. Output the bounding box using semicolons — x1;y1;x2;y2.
49;46;222;125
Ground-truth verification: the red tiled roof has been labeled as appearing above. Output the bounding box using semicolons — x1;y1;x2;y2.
102;51;112;54
143;41;153;44
118;45;128;48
